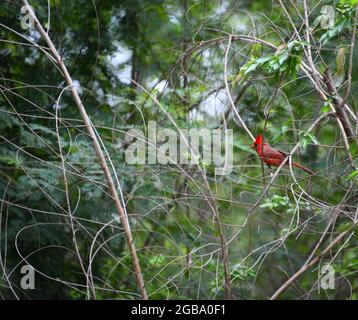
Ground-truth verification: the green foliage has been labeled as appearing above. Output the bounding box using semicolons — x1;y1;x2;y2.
260;195;291;209
231;263;256;282
346;170;358;180
322;99;333;113
340;0;358;6
239;41;308;81
299;131;318;150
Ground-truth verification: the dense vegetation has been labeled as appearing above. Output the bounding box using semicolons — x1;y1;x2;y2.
0;0;357;299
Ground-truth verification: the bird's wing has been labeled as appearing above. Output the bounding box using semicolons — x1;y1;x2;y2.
263;145;287;159
276;148;288;157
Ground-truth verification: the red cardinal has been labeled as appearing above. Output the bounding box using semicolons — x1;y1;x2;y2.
251;134;314;174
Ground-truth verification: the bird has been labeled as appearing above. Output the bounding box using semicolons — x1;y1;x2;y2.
251;133;314;174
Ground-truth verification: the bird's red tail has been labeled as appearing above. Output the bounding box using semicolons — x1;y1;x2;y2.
292;162;314;174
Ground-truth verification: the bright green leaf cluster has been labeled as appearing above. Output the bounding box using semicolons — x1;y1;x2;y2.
299;132;318;150
238;41;308;81
260;195;291;209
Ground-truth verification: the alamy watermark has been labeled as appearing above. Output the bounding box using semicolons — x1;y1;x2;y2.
20;265;35;290
319;264;335;291
123;121;233;175
320;5;335;30
20;5;35;30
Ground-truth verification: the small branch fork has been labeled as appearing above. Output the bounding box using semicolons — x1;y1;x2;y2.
22;0;147;299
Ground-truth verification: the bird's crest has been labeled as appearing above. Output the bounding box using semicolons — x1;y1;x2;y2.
254;134;263;147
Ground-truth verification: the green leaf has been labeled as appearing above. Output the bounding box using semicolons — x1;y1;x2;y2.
322;100;332;113
340;0;358;5
255;56;272;64
0;155;20;167
278;51;289;65
346;170;358;180
299;132;318;150
244;62;259;74
260;195;290;209
281;126;289;134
